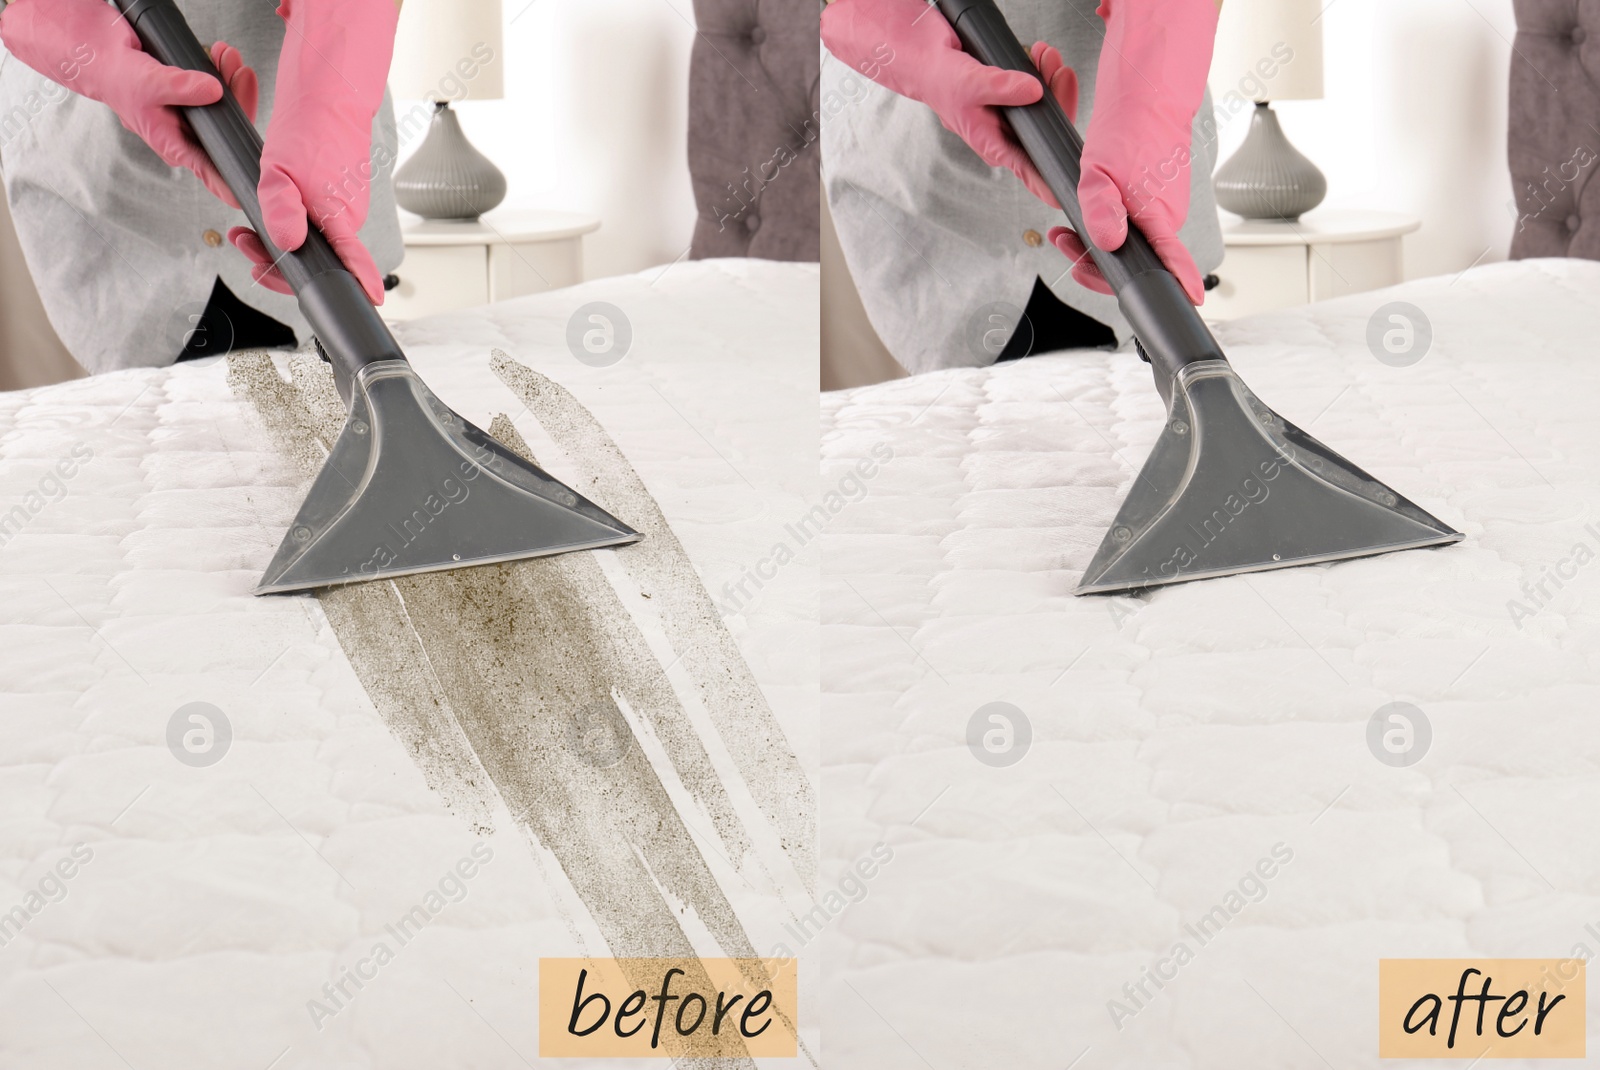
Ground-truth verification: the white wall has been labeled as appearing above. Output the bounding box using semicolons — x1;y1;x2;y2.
1213;0;1517;281
393;0;700;282
393;0;1523;286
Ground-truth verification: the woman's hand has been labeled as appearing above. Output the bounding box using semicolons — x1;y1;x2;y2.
228;0;398;304
0;0;257;208
1049;0;1219;303
821;0;1078;208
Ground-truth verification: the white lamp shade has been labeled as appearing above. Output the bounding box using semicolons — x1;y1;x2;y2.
1209;0;1324;103
389;0;505;102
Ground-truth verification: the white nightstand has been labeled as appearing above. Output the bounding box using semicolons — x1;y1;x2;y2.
1204;209;1421;321
383;208;601;320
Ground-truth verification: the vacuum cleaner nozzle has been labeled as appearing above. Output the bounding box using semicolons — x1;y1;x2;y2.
256;361;640;594
1073;362;1462;595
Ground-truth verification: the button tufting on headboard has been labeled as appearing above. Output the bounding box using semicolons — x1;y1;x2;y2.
687;0;820;262
1509;0;1600;260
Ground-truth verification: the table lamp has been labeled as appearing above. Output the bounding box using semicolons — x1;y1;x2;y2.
388;0;508;220
1209;0;1326;220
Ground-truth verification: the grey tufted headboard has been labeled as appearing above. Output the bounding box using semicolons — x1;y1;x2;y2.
687;0;820;262
1509;0;1600;259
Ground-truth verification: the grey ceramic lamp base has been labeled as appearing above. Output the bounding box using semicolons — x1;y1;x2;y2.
1213;102;1327;221
393;102;508;221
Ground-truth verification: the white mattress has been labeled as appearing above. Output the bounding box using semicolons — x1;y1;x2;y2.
821;258;1600;1069
0;258;818;1069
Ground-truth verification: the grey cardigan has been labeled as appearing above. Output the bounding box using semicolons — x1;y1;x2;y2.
0;0;403;374
821;0;1223;375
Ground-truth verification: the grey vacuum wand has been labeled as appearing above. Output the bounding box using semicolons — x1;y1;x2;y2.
932;0;1462;595
934;0;1223;405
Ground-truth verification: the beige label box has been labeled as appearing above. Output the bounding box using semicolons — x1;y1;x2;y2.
539;957;798;1059
1378;958;1584;1059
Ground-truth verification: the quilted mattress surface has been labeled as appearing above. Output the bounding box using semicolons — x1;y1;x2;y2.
0;258;819;1069
821;258;1600;1069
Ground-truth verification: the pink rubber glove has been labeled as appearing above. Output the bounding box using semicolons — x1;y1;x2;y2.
0;0;258;208
821;0;1077;208
1047;0;1219;304
228;0;397;305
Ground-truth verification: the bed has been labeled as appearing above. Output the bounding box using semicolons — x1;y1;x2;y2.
820;257;1600;1068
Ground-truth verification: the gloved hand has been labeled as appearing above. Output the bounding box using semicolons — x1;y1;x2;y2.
0;0;258;208
228;0;398;304
1048;0;1219;304
820;0;1077;208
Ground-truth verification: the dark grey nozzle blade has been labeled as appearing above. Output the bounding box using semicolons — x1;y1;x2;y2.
1075;361;1461;595
256;361;639;595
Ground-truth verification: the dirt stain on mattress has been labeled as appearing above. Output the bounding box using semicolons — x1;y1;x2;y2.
491;351;816;891
228;352;808;1066
228;353;500;831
